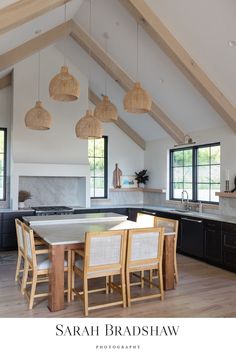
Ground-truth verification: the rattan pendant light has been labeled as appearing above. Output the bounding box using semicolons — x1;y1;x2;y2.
25;101;51;130
49;65;80;101
75;110;103;139
123;82;152;113
123;23;152;114
75;0;103;139
49;4;80;102
94;33;118;122
25;51;52;130
95;95;118;122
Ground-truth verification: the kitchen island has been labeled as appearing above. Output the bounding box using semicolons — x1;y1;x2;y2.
23;212;128;226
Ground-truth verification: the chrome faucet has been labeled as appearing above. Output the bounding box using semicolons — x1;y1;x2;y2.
181;190;190;210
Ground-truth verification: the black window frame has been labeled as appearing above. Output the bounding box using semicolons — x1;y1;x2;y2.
169;142;220;204
88;135;108;199
0;128;7;201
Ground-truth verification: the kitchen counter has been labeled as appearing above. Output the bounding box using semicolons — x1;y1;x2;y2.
75;204;236;224
1;203;236;224
23;212;128;226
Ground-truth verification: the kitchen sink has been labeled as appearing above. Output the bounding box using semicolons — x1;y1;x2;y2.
170;209;193;213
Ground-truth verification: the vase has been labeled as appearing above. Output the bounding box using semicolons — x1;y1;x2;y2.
18;202;25;209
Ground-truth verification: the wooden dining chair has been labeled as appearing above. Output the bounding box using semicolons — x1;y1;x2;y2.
15;219;26;293
71;230;127;317
21;223;71;309
136;212;155;227
154;217;179;283
126;227;164;307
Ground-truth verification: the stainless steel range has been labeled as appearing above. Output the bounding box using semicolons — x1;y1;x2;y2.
32;206;74;216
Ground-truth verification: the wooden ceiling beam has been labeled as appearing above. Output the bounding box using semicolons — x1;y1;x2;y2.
89;89;146;150
119;0;236;133
0;20;73;71
0;0;72;35
70;21;185;143
0;72;12;89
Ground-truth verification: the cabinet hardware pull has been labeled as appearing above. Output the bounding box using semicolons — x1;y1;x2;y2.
142;211;156;215
182;217;202;223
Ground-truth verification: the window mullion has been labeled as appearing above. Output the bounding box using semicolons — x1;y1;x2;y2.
193;147;197;201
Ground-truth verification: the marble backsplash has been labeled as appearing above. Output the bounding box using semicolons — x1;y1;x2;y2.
19;176;84;207
91;190;143;206
143;191;236;217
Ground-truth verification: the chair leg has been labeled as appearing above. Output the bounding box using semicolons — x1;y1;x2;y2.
126;271;131;307
21;259;29;295
149;270;153;289
15;253;22;282
83;277;89;317
67;251;71;303
109;275;114;294
158;265;164;301
121;270;126;308
141;270;144;288
29;272;37;310
174;253;179;283
105;276;109;294
71;252;75;301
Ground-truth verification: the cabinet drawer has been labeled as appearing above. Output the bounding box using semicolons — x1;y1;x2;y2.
223;250;236;271
222;222;236;234
205;220;221;231
223;233;236;249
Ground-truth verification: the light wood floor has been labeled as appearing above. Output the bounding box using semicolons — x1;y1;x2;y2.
1;251;236;317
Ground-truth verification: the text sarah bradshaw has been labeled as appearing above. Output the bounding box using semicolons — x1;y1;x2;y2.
56;324;179;337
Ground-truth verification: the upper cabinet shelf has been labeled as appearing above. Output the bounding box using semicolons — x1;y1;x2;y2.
215;192;236;198
109;188;166;193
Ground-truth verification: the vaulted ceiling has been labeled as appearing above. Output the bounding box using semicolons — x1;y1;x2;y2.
0;0;235;144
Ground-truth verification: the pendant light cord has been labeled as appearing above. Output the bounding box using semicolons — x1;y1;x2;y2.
38;50;41;101
136;21;139;82
104;35;108;96
64;3;67;66
88;0;92;87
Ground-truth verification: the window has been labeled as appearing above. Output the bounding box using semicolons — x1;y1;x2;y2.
0;128;7;201
88;136;108;198
170;143;220;203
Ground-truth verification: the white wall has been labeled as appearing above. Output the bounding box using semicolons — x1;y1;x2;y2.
12;45;88;164
103;123;144;189
144;125;236;215
0;86;12;208
0;45;145;209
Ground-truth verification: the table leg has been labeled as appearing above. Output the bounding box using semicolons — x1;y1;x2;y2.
163;235;175;290
48;244;65;312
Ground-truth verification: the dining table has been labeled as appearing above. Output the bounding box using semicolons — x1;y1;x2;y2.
32;218;176;312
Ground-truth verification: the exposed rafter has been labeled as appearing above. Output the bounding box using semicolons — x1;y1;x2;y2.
70;21;185;143
89;90;146;150
0;72;12;89
119;0;236;133
0;0;72;35
0;21;73;71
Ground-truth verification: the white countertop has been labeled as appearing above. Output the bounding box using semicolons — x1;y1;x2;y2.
32;219;174;245
23;212;127;226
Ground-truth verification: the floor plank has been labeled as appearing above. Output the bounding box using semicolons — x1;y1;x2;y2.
0;251;236;317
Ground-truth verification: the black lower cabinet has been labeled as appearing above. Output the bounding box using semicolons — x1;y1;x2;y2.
74;208;128;216
74;209;100;214
128;208;141;221
204;220;222;265
180;217;204;258
0;211;35;251
222;222;236;272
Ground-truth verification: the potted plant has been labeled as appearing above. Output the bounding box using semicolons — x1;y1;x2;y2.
18;190;31;209
134;169;149;188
